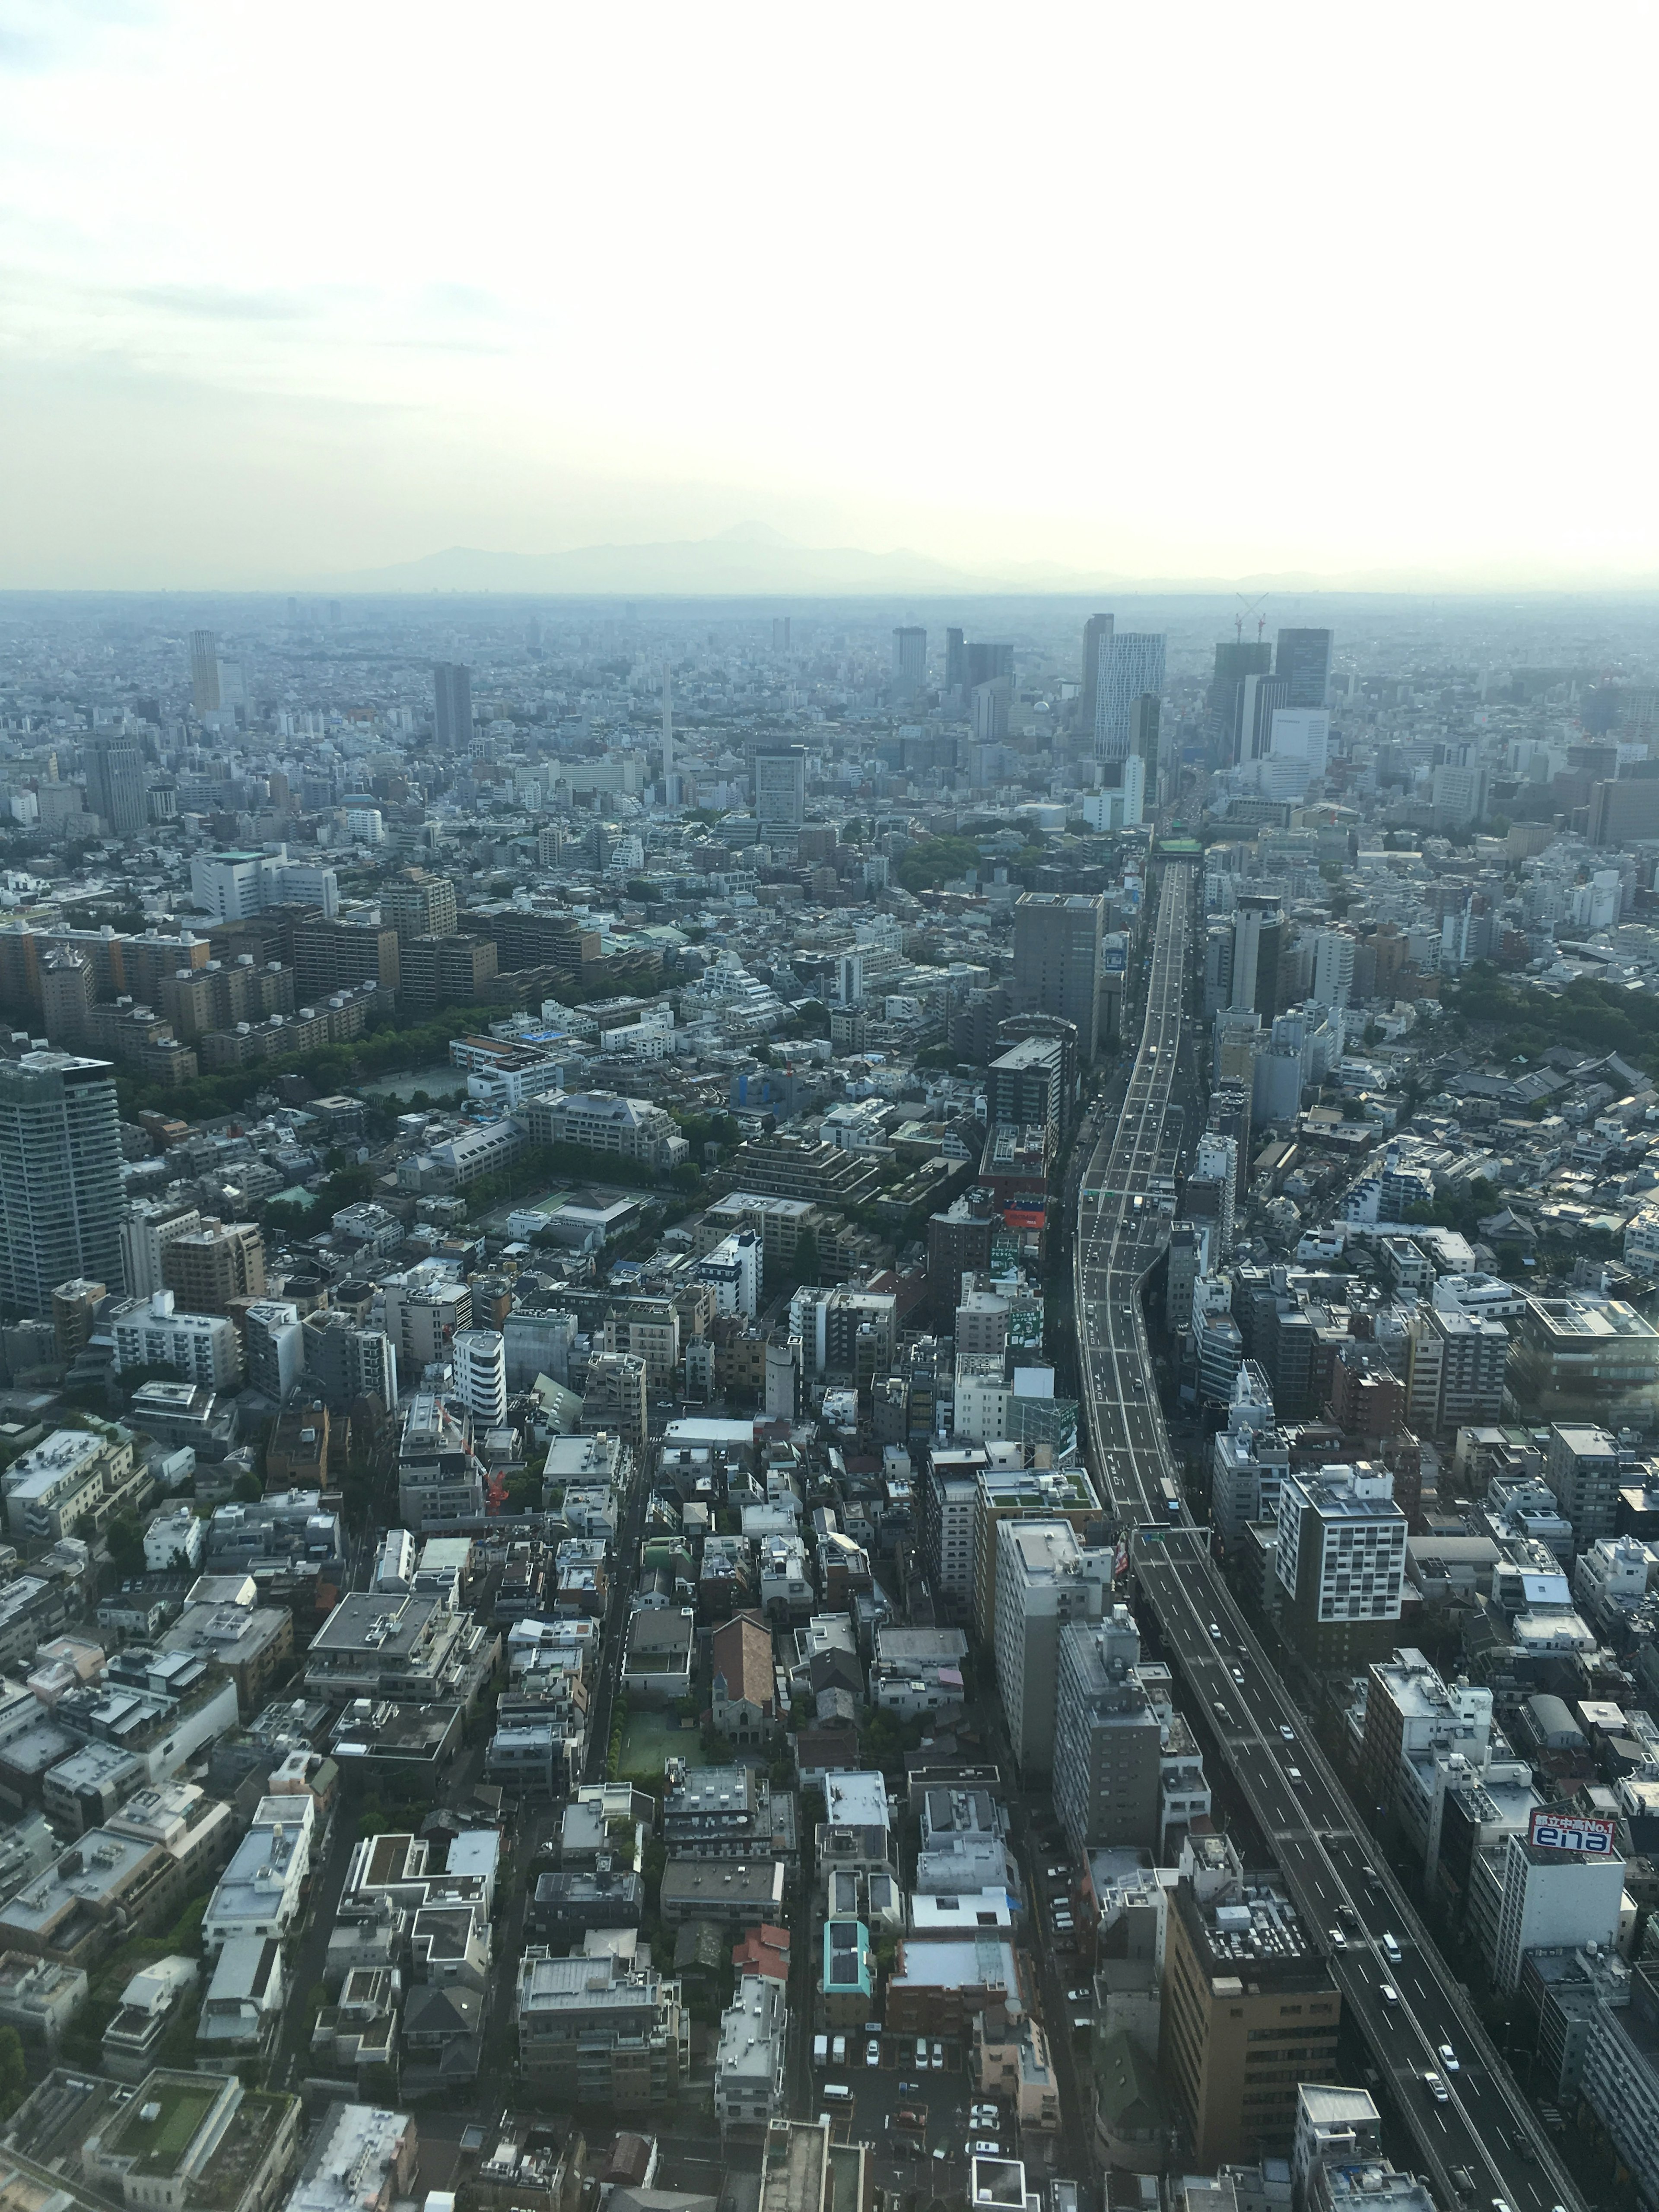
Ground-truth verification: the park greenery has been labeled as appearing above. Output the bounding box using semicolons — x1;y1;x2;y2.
1445;962;1659;1075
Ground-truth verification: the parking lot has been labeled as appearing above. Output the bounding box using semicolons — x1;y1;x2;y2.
807;2027;1030;2191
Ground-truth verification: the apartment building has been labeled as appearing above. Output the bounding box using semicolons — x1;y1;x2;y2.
1274;1463;1406;1669
992;1519;1112;1782
1052;1607;1163;1851
111;1290;242;1389
515;1946;688;2107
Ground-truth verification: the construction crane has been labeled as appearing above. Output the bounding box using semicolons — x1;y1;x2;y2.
1234;592;1268;643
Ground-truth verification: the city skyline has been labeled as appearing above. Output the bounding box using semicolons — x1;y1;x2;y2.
1;3;1656;591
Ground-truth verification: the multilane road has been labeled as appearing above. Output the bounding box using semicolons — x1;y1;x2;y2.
1074;864;1580;2212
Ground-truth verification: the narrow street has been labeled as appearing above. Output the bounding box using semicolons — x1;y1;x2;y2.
584;1438;653;1780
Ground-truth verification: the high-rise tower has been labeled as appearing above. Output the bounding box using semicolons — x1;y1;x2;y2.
189;631;221;715
433;662;473;750
1080;612;1114;737
0;1052;124;1317
1275;628;1334;709
85;737;147;839
1094;633;1166;761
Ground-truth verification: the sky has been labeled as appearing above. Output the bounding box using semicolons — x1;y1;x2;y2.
0;0;1654;591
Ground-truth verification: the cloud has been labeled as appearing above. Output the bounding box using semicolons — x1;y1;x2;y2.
123;281;316;322
0;0;153;73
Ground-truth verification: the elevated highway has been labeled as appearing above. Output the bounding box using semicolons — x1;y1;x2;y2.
1072;863;1579;2212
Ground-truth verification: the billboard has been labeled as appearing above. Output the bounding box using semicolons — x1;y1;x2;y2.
1104;947;1128;974
1529;1808;1616;1854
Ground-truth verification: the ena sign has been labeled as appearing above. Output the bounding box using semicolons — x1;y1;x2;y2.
1529;1808;1615;1854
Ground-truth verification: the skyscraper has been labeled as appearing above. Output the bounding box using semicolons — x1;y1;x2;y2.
433;662;474;750
1080;612;1113;737
0;1052;125;1318
753;745;806;833
85;736;148;839
1275;628;1334;709
1130;693;1161;806
1230;894;1284;1023
1241;672;1292;762
1207;640;1272;764
945;627;966;693
1094;632;1166;760
661;664;675;795
964;640;1014;690
1013;891;1106;1060
891;626;927;700
189;631;220;715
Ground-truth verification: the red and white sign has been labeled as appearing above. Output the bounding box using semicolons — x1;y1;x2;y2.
1529;1808;1616;1854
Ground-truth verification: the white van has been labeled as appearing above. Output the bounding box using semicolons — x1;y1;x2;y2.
823;2083;852;2103
813;2034;828;2066
832;2034;847;2066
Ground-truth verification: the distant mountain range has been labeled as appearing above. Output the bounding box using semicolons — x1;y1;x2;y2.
313;522;1109;596
304;524;1659;599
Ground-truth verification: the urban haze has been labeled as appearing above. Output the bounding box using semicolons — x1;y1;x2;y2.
3;9;1659;2212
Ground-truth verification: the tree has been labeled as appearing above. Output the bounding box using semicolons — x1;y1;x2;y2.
106;1511;146;1582
0;2026;24;2119
791;1227;820;1286
232;1471;264;1504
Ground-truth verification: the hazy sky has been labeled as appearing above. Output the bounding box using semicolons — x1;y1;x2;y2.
0;0;1653;590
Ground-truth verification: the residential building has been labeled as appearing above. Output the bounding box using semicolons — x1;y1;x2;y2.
119;1198;202;1300
451;1329;507;1427
381;869;458;942
1404;1306;1507;1435
1513;1295;1659;1428
304;1589;498;1713
582;1352;648;1448
992;1519;1112;1782
0;1052;124;1318
397;1392;485;1528
397;933;497;1016
754;745;807;833
111;1290;242;1388
161;1219;266;1314
3;1426;142;1546
518;1087;686;1169
659;1859;786;1930
244;1300;303;1398
203;1792;315;1952
1546;1422;1623;1551
1275;1463;1406;1669
434;660;473;748
515;1946;688;2106
1052;1607;1162;1851
715;1971;789;2135
0;1951;87;2056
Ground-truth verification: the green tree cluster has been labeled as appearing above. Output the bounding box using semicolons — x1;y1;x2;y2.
894;836;984;893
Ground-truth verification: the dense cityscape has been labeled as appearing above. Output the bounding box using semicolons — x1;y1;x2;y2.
3;586;1659;2212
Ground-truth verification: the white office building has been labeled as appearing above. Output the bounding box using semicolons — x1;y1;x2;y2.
1491;1830;1625;1993
451;1329;508;1428
694;1231;760;1318
993;1519;1112;1783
